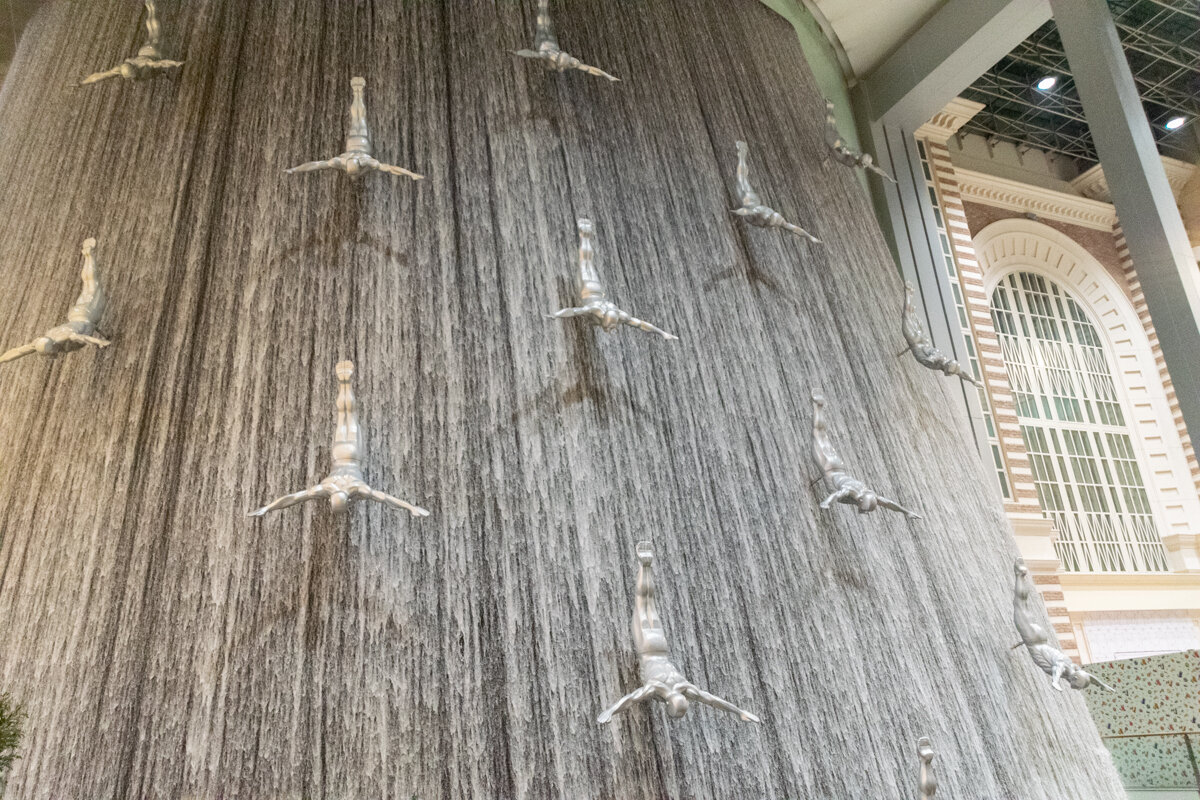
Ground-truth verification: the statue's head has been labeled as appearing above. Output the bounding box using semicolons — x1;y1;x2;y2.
345;158;364;177
861;153;874;168
1066;666;1093;690
330;491;350;514
857;490;879;513
665;691;690;718
118;62;138;80
33;336;57;356
600;307;621;331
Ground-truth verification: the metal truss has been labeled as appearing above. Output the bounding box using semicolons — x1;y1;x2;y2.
961;0;1199;165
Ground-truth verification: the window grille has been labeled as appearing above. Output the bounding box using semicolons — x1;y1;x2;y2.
991;271;1169;572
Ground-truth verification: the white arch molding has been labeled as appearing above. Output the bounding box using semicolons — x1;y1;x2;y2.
973;218;1200;572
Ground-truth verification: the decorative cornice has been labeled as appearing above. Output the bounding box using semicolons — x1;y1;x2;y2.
1070;156;1197;203
914;97;986;143
955;168;1118;231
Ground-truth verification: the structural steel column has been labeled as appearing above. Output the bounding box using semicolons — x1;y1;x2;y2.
1051;0;1200;452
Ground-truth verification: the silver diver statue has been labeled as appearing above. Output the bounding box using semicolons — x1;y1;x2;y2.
547;218;678;341
811;390;921;519
248;361;430;519
731;141;820;243
824;99;896;184
1012;558;1114;692
0;237;110;364
898;282;981;387
286;77;423;182
917;737;938;800
512;0;620;82
598;541;761;726
80;1;184;86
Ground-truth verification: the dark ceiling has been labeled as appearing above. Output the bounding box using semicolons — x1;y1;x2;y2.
959;0;1200;165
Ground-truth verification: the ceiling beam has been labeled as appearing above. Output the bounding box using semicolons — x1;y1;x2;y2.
856;0;1051;130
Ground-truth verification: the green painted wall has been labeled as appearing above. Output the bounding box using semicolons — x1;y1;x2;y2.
758;0;869;194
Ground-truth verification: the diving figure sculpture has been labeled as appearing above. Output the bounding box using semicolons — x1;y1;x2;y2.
1013;558;1114;692
898;282;981;386
547;218;678;341
80;1;184;85
248;361;429;519
0;237;110;364
917;737;938;800
597;541;761;725
731;141;820;243
513;0;620;82
286;77;423;181
825;99;896;183
811;390;921;519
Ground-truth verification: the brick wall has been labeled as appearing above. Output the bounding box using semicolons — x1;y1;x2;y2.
922;139;1078;660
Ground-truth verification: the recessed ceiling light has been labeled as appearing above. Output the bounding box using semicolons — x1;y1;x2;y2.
1165;116;1186;131
1036;76;1057;91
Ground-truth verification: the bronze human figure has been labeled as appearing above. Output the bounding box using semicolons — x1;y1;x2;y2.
917;737;938;800
1012;558;1114;692
80;1;184;85
899;283;981;386
513;0;620;82
0;238;110;364
731;141;820;243
598;542;761;725
811;390;921;519
825;99;896;184
286;77;423;181
547;218;678;341
248;361;429;519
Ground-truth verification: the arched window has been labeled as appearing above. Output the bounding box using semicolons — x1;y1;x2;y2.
990;271;1169;572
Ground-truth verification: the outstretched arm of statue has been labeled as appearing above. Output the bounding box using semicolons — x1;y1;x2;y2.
867;162;898;184
248;484;328;517
70;333;111;348
619;311;678;341
781;220;821;244
285;159;338;175
572;60;620;82
80;67;122;86
369;158;424;181
952;366;981;387
596;684;658;724
546;306;591;320
877;494;921;520
147;58;184;70
360;486;430;517
0;342;37;364
683;685;761;723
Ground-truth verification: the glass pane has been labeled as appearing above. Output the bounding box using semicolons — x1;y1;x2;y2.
992;272;1167;573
